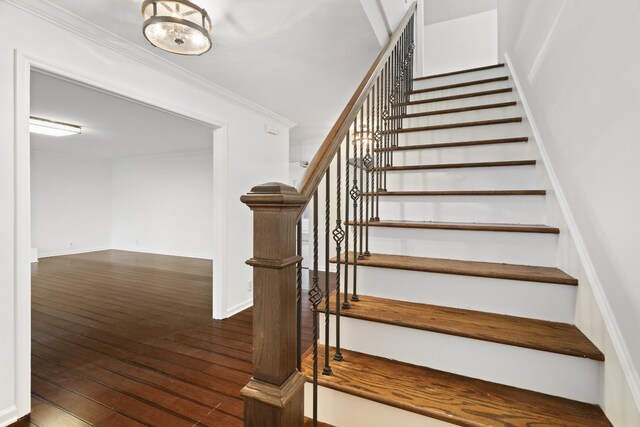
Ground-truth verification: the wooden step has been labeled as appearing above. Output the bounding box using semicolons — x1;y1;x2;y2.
302;346;611;427
383;159;536;172
389;101;517;120
414;63;505;81
325;292;603;360
410;76;509;95
387;117;522;134
346;220;559;234
376;137;528;152
369;189;546;196
331;252;577;285
401;88;513;107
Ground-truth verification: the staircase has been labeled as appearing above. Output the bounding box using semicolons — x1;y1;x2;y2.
299;63;612;426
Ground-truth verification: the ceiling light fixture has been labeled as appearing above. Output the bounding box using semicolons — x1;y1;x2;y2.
141;0;212;56
29;116;82;137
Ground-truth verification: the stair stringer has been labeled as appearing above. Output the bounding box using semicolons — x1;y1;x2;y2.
504;53;640;424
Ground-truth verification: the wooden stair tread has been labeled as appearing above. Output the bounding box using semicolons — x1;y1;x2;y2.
383;159;535;171
401;88;513;106
302;346;611;426
369;189;546;196
376;137;529;152
389;101;517;119
346;220;559;234
414;63;505;81
388;117;522;134
410;76;509;95
331;252;577;285
325;292;603;360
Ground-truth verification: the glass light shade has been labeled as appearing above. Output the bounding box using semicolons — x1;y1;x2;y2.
29;117;82;137
142;0;212;56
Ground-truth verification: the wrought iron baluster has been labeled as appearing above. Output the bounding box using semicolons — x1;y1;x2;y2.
343;135;351;310
350;121;360;302
309;191;322;427
357;107;365;260
364;92;372;256
296;219;302;371
333;146;345;361
323;170;332;376
375;74;382;221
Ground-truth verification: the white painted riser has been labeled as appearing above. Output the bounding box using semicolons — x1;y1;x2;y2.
411;81;510;102
407;92;516;114
398;122;526;145
383;165;538;191
305;383;454;427
413;68;507;90
345;266;576;322
390;142;531;165
376;194;546;224
357;226;558;267
321;317;600;403
403;106;519;128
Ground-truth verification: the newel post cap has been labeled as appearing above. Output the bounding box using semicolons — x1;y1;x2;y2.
240;182;307;209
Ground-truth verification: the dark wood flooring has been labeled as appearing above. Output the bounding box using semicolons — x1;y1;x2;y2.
25;250;317;427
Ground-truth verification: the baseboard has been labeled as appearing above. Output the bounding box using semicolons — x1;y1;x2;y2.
225;298;252;318
0;406;17;427
37;246;111;259
504;52;640;411
109;246;213;260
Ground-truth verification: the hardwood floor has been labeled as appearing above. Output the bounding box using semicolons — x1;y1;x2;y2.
26;250;317;427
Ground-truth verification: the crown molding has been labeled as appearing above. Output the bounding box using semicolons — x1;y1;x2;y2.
3;0;297;129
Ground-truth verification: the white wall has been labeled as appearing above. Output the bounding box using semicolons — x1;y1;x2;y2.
498;0;640;423
111;152;213;259
30;150;112;257
423;10;498;76
0;2;290;425
360;0;412;47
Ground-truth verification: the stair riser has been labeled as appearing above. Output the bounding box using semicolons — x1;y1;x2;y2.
407;92;516;114
376;195;546;224
389;141;531;165
306;383;454;427
413;68;507;90
345;266;576;322
402;106;518;128
322;317;600;403
356;226;557;266
397;122;526;145
383;165;538;191
410;81;510;101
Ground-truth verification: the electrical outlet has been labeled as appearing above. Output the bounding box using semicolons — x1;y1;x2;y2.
247;280;253;292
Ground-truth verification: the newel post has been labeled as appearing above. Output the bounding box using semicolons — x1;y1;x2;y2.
240;182;307;427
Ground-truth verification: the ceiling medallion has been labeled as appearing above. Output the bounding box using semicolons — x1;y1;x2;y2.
141;0;212;56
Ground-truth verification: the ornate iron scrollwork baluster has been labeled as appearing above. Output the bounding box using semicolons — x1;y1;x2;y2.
309;191;322;427
333;146;345;361
350;121;360;302
323;170;332;376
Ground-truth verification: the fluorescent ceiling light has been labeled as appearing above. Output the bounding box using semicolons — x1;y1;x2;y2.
30;116;82;137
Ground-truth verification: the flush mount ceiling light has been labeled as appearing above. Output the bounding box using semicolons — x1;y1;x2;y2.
142;0;212;56
29;116;82;137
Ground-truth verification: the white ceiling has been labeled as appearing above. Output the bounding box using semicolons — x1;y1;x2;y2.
425;0;496;25
30;71;214;159
44;0;381;129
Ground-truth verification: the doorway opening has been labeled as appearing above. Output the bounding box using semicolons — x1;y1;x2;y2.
14;54;232;423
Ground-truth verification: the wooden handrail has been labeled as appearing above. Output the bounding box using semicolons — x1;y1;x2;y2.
297;2;417;209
